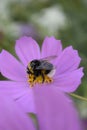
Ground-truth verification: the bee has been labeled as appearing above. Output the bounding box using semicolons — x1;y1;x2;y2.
27;56;56;86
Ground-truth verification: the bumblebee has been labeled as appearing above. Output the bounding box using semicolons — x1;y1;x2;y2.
27;56;56;87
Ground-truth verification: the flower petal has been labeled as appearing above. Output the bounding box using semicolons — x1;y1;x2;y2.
0;50;26;81
54;68;84;92
55;46;81;75
0;81;28;98
15;36;40;66
16;91;36;113
0;95;35;130
0;81;35;113
41;36;62;58
33;86;82;130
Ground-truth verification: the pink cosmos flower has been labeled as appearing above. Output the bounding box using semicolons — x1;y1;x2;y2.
0;95;34;130
0;91;83;130
0;36;84;129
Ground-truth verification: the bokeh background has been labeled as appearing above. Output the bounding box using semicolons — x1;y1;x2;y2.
0;0;87;128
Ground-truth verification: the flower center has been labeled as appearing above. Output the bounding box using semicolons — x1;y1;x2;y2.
26;59;55;87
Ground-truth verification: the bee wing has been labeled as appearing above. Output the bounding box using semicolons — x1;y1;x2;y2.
36;55;57;70
39;55;57;61
36;60;54;70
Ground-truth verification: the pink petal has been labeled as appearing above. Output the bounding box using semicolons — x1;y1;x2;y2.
16;91;36;113
55;46;81;75
0;95;35;130
54;68;84;92
0;81;35;113
0;50;26;81
0;81;28;98
15;36;40;66
33;86;82;130
41;36;62;58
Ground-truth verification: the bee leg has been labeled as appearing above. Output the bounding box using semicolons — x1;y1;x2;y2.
33;76;39;85
33;76;36;82
41;73;45;83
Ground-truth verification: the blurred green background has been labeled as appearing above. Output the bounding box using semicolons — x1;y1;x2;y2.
0;0;87;125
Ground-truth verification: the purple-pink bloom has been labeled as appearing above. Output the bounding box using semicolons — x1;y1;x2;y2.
19;23;40;40
0;95;35;130
0;90;83;130
0;36;84;129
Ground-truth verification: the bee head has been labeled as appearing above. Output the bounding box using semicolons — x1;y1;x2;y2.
30;59;40;70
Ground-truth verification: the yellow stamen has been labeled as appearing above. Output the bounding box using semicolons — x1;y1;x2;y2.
44;75;53;83
28;74;53;87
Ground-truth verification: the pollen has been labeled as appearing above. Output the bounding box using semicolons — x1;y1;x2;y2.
27;74;53;87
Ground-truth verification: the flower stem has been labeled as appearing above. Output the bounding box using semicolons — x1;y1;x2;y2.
69;93;87;102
